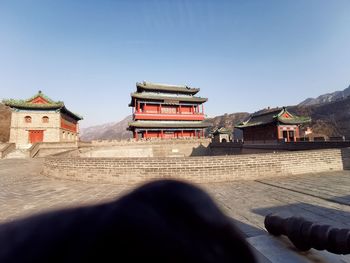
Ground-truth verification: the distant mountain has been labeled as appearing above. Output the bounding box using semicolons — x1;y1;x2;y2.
80;115;132;141
0;103;11;142
291;95;350;138
298;85;350;106
205;112;250;133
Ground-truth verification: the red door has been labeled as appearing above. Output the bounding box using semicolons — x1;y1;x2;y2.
29;130;44;143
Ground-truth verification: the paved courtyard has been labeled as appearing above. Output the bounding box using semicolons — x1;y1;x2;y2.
1;158;350;262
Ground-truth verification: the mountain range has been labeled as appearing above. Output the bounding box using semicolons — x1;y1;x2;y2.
291;95;350;138
80;115;132;141
298;85;350;106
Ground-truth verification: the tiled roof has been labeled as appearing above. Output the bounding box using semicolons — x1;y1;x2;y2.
3;91;83;120
129;93;207;106
128;121;210;128
25;90;58;104
235;107;311;128
4;91;63;109
211;127;232;135
136;81;199;94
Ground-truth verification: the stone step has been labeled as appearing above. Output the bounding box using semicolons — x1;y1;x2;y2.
16;144;32;150
247;234;350;263
5;149;28;159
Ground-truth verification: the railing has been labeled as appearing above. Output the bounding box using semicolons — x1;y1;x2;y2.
134;112;205;121
90;138;211;146
135;111;204;115
29;142;78;158
29;143;42;158
0;143;16;159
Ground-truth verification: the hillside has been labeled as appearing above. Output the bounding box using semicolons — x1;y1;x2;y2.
299;85;350;106
205;112;250;133
0;103;11;142
291;96;350;138
80;115;132;141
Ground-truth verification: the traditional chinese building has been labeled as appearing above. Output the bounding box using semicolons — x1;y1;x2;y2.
211;127;232;143
3;91;83;146
128;82;209;139
235;107;310;143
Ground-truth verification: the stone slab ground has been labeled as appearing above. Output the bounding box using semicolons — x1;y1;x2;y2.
1;159;350;262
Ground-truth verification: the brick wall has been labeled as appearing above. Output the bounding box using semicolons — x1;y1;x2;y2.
80;140;210;157
10;111;61;145
43;148;350;184
90;138;210;146
9;111;78;145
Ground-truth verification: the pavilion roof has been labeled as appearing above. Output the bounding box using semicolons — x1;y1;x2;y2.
3;91;83;120
211;127;232;135
235;107;311;128
129;93;207;106
136;81;200;95
128;121;210;128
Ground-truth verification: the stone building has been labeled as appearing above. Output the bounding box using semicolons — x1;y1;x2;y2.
211;127;232;143
4;91;82;147
128;82;209;139
235;107;310;143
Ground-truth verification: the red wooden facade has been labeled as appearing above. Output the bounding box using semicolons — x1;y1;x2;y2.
29;130;44;143
60;114;78;132
132;130;205;140
134;104;205;121
240;124;300;142
128;82;209;139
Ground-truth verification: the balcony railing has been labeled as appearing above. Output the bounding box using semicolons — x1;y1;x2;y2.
134;112;205;121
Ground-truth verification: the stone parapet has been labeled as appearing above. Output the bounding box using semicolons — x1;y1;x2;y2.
89;138;210;146
43;148;350;185
0;143;16;159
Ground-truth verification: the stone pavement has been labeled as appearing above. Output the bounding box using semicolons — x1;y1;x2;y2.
1;158;350;262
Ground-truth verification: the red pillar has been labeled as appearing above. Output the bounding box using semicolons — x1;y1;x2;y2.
295;126;299;141
161;130;164;139
134;131;138;140
145;130;148;139
159;104;162;114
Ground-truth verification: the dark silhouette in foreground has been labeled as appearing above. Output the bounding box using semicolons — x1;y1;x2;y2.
0;180;256;262
265;214;350;254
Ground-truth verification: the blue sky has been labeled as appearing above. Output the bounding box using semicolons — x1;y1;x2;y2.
1;0;349;127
